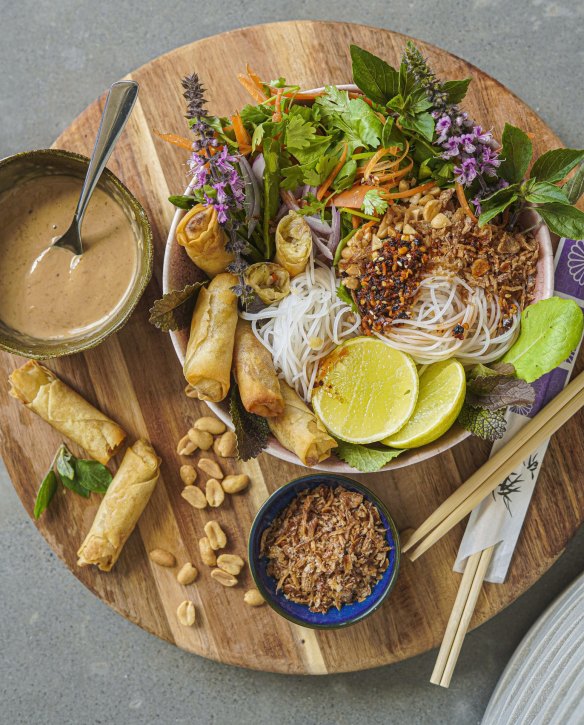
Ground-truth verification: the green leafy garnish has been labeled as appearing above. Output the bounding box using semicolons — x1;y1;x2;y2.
502;297;584;382
168;194;198;210
335;439;404;472
563;163;584;205
33;444;112;519
499;123;533;184
465;366;535;410
362;189;389;216
336;284;358;312
530;148;584;183
315;86;383;152
262;137;282;258
458;406;507;441
350;45;400;105
441;78;471;105
148;281;208;332
229;382;270;461
537;203;584;240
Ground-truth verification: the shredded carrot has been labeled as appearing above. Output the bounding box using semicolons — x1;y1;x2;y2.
316;143;348;201
361;219;377;231
231;113;252;153
376;159;414;184
383;180;435;200
352;214;361;229
153;130;193;151
237;73;267;103
272;88;284;122
246;64;265;93
281;89;373;105
362;141;410;181
332;184;377;208
455;182;478;223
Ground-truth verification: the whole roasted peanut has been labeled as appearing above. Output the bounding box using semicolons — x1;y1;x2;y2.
149;549;176;568
217;554;244;576
402;223;416;236
177;600;196;626
244;589;265;607
204;520;227;550
194;416;226;435
187;428;213;451
181;485;207;509
211;568;238;587
423;199;441;222
198;458;223;479
222;474;250;494
180;464;197;486
198;537;217;566
177;562;198;585
213;430;237;458
431;212;451;230
177;434;196;456
205;478;225;508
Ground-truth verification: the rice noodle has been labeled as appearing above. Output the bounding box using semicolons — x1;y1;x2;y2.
375;275;520;365
241;255;360;401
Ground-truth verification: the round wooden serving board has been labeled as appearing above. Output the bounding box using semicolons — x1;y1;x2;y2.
1;21;583;675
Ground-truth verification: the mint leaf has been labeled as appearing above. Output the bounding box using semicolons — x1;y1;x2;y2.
530;148;584;183
229;382;270;461
442;78;471;104
335;439;404;472
362;189;388;216
350;45;400;104
523;181;569;205
336;283;358;312
458;405;507;441
34;470;58;520
478;185;518;226
563;163;584;205
149;282;208;332
537;203;584;240
502;297;584;382
75;459;112;494
499;124;533;184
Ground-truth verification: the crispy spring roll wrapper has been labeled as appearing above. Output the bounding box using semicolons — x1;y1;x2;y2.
233;319;285;417
275;211;312;278
9;361;126;465
176;203;234;277
183;272;238;402
77;440;161;572
268;381;336;466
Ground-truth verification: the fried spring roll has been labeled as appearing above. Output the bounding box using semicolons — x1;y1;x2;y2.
268;381;336;466
275;211;312;278
77;439;161;571
176;203;234;277
9;361;126;465
183;272;238;402
233;319;284;417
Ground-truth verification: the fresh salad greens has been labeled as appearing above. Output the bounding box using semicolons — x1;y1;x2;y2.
334;439;404;473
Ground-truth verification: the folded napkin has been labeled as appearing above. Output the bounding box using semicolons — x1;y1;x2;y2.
454;237;584;583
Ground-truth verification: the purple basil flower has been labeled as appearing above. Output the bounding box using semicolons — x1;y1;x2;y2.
459;133;477;154
454;157;478;185
442;136;461;159
435;115;452;143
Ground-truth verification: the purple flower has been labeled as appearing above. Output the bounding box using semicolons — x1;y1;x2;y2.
442;136;461;159
454;157;479;185
435;115;452;143
459;133;477;154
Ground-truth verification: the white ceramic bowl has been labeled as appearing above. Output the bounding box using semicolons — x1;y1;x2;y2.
163;85;554;473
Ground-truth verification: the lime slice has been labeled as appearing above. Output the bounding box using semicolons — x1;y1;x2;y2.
311;337;418;444
382;359;466;449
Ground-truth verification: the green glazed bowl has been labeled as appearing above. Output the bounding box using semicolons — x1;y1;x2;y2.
0;149;153;359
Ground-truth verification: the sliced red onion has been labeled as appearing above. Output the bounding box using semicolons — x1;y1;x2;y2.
311;230;333;260
251;153;265;183
281;189;300;211
305;215;332;235
329;205;341;253
274;202;289;222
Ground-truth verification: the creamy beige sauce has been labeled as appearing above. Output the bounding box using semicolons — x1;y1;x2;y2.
0;174;138;340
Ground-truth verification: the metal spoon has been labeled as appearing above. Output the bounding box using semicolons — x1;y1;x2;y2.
53;80;139;256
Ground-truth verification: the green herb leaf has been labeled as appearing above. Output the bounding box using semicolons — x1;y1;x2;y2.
502;297;584;382
148;282;208;332
457;405;507;441
523;181;569;205
333;229;358;266
441;78;471;104
478;185;519;226
333;159;358;192
537;203;584;241
34;470;58;520
399;111;435;142
381;117;406;149
56;445;75;480
350;45;400;104
362;189;389;216
284;114;331;164
74;459;112;494
563;163;584;205
336;284;358;312
229;382;270;461
263;137;282;258
316;87;383;152
499;124;533;184
168;195;198;210
59;468;90;498
530;148;584;183
465;373;535;411
335;439;404;472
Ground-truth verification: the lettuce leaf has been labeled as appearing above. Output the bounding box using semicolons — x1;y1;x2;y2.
335;440;404;472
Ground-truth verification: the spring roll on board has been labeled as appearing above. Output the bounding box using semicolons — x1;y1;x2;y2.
233;319;285;417
77;439;161;572
183;272;238;402
9;361;126;465
275;211;312;278
268;380;337;466
176;203;234;278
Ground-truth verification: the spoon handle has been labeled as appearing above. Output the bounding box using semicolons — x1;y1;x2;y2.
74;80;139;226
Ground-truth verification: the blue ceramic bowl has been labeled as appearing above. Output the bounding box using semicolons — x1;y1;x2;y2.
248;474;400;629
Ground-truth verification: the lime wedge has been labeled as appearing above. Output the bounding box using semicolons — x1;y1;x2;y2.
311;337;418;444
382;359;466;449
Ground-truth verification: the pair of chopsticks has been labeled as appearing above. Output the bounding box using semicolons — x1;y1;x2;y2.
404;368;584;688
403;368;584;561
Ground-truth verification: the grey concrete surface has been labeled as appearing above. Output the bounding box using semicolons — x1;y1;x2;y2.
1;1;583;723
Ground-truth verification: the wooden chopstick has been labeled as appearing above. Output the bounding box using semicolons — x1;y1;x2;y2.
402;369;584;561
430;545;495;687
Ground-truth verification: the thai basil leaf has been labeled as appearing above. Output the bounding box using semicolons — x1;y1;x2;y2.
563;163;584;205
74;459;112;494
350;45;400;104
523;181;569;205
530;149;584;183
34;470;58;520
537;203;584;241
442;78;471;104
478;185;518;226
499;124;533;184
